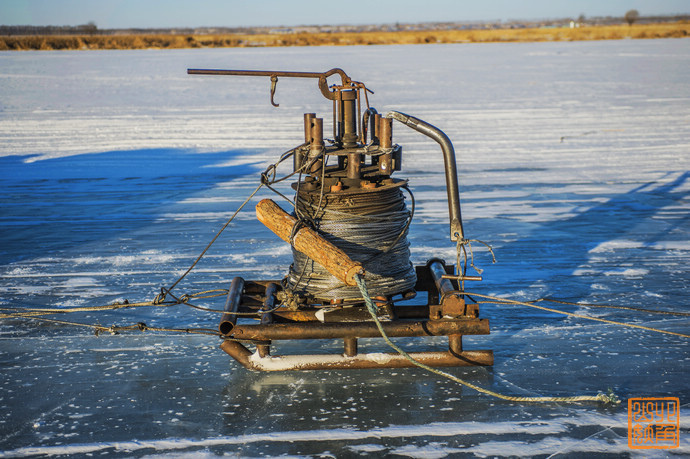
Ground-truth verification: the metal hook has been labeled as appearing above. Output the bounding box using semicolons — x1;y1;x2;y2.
270;75;279;107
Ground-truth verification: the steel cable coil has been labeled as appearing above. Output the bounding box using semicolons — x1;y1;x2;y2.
286;184;416;300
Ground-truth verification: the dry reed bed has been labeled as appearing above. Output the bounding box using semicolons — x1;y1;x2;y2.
1;23;688;51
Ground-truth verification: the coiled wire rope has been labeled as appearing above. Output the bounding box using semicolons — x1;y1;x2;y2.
287;184;417;300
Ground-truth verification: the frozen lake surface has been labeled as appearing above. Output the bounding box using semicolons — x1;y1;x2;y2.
1;39;689;456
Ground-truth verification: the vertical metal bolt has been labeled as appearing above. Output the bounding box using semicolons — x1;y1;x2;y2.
344;337;358;357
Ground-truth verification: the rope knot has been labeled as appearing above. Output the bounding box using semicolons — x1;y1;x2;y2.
289;218;308;246
260;164;276;185
457;237;497;276
153;288;167;305
597;388;621;405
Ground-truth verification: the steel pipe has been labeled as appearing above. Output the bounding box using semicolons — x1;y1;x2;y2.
219;277;245;335
428;259;456;297
230;318;489;341
386;110;464;241
343;337;358;357
220;340;493;371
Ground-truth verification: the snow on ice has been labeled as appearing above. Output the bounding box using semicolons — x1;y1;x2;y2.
1;39;689;456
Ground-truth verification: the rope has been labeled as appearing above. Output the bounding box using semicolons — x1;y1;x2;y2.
457;238;496;276
9;315;222;337
158;143;307;303
157;182;263;303
354;274;619;404
0;301;157;317
0;288;238;319
0;286;274;329
527;297;690;317
466;292;690;338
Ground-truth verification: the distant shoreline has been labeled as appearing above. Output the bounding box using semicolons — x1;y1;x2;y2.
2;22;688;51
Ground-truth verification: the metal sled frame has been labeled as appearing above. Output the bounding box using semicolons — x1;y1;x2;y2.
219;259;493;371
186;68;493;371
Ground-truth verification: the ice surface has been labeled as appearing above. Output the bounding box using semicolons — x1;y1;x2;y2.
1;39;689;456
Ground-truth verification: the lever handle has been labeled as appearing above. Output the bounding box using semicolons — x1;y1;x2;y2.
187;68;352;101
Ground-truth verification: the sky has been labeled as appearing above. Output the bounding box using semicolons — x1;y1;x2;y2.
1;0;688;29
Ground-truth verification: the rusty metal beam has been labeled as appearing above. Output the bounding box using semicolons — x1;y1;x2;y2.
220;340;493;371
220;339;253;367
343;337;358;357
187;68;352;101
265;304;430;322
429;259;456;296
218;277;245;335
260;282;279;325
230;318;489;341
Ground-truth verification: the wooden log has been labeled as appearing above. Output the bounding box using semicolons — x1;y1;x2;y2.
256;198;364;286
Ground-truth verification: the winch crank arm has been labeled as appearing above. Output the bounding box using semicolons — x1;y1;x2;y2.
386;110;464;242
187;68;352;102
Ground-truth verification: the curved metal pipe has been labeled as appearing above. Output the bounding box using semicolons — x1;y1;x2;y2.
386;111;464;241
361;107;379;144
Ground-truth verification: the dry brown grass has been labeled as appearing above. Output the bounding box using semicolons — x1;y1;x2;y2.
1;22;688;51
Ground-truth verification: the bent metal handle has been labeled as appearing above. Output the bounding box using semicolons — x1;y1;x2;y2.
256;199;364;286
386;111;465;242
187;68;351;101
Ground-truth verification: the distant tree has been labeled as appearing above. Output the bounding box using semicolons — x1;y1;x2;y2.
624;9;640;26
77;21;98;35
